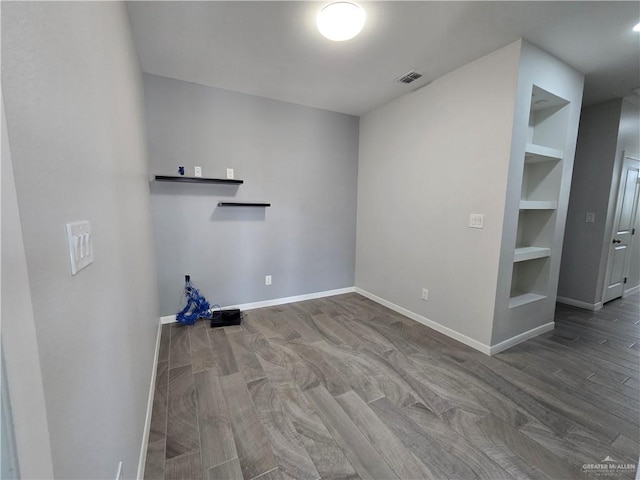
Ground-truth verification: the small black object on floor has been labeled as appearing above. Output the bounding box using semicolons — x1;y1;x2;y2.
210;309;242;328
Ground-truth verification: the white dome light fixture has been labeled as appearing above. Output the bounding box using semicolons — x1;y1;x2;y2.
317;2;366;41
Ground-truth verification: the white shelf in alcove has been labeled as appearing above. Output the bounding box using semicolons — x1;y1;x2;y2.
519;200;558;210
513;246;551;263
525;143;563;163
508;292;546;309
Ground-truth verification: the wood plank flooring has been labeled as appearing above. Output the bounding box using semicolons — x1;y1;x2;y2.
144;293;640;479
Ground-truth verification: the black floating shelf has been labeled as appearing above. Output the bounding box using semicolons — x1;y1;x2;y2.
155;175;243;185
218;202;271;207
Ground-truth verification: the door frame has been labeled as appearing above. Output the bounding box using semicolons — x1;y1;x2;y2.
601;152;640;303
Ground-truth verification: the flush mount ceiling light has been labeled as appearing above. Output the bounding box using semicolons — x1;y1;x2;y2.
317;2;366;41
633;22;640;32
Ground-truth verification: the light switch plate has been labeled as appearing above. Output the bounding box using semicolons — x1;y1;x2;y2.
66;221;93;275
194;166;202;177
226;168;234;180
469;213;485;229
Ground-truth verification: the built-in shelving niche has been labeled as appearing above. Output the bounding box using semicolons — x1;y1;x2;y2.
513;246;551;263
515;209;555;251
509;257;551;308
509;84;570;309
519;200;558;210
521;147;562;203
527;86;571;151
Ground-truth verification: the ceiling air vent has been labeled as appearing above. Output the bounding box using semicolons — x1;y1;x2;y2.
395;70;423;84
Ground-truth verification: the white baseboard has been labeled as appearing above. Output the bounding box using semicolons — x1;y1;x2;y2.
556;296;603;311
160;287;356;324
623;285;640;297
137;319;163;480
355;287;554;356
488;322;555;355
354;287;493;355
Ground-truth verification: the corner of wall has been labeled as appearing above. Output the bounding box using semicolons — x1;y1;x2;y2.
491;39;585;346
356;41;523;348
2;3;160;477
144;75;359;315
136;318;164;480
1;95;55;479
559;100;623;305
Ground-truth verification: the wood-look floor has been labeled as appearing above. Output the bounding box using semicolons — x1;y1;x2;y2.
144;292;640;480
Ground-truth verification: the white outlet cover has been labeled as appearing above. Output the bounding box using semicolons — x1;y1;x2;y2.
65;221;93;275
194;166;202;177
226;168;234;179
585;212;595;223
469;214;485;229
265;275;272;285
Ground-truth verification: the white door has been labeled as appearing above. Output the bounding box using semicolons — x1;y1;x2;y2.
602;154;640;303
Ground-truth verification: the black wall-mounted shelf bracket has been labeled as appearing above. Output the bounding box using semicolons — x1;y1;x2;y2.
155;175;243;185
218;202;271;207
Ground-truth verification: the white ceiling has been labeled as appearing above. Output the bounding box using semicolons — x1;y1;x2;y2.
127;1;640;116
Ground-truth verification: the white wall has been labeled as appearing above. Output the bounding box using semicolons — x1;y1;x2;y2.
143;74;359;315
356;41;520;346
1;3;159;478
491;42;583;344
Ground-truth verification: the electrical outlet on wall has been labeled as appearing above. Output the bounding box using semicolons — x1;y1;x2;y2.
194;166;202;177
421;288;429;301
227;168;235;179
585;212;595;223
265;275;272;285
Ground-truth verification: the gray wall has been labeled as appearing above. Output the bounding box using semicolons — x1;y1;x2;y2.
558;98;639;305
356;42;521;347
143;74;359;315
558;100;621;304
2;3;159;479
608;100;640;292
2;98;54;478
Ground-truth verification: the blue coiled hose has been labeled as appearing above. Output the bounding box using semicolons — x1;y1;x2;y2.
176;275;221;325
